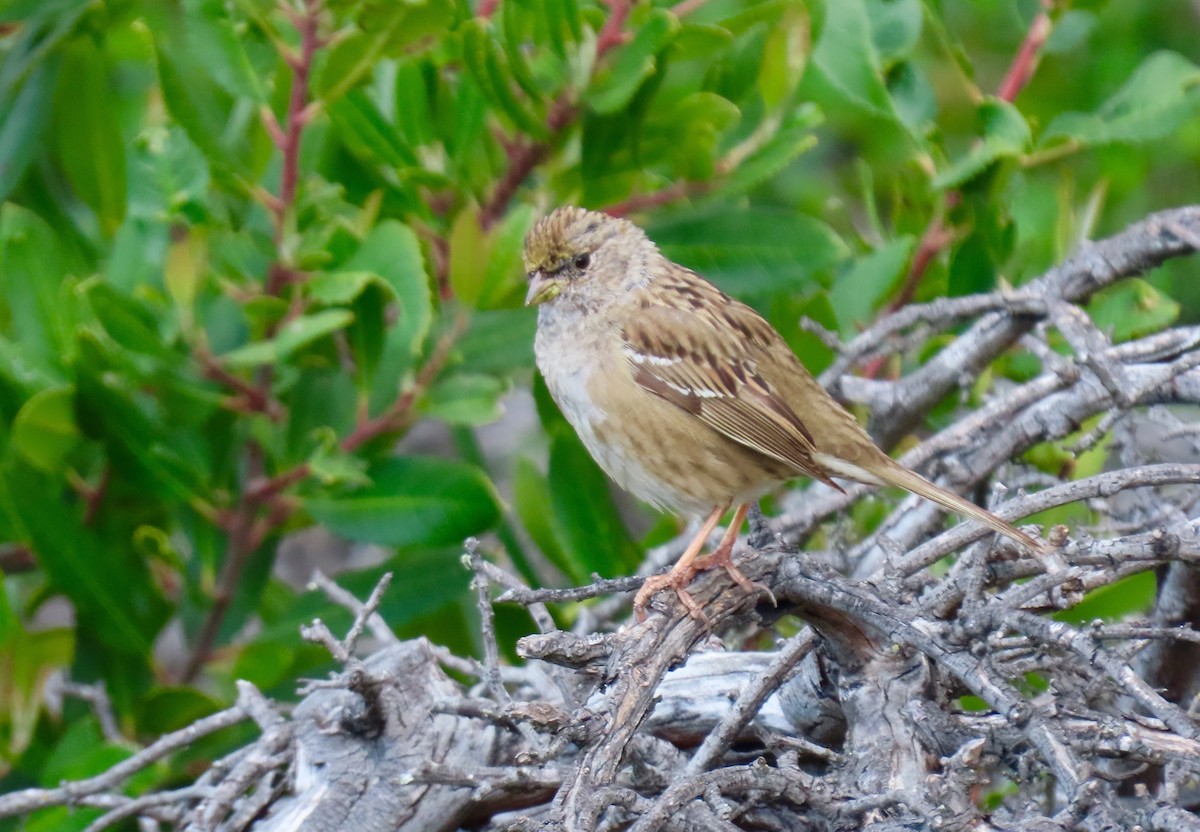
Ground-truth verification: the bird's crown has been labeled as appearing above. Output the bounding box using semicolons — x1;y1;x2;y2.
523;206;641;275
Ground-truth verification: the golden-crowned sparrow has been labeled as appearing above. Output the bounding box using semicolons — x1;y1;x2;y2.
524;206;1044;618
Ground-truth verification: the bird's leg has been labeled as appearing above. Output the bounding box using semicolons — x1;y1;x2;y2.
692;503;775;605
634;503;727;621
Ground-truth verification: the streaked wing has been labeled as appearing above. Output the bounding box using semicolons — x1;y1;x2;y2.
621;272;839;489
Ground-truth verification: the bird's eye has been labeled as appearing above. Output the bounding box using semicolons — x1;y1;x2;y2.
573;253;591;271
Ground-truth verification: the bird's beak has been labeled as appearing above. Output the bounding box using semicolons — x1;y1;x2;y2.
525;271;562;306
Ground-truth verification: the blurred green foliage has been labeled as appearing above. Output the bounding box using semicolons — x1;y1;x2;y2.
0;0;1198;817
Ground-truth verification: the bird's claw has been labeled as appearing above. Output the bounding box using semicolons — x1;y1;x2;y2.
693;548;776;607
633;548;774;622
633;568;709;623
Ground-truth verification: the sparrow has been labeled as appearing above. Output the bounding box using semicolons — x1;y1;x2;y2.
524;206;1044;618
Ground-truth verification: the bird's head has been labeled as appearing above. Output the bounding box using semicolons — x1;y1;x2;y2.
523;206;651;307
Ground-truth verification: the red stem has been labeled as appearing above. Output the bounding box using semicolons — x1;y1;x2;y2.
273;0;321;244
184;0;325;681
880;4;1055;321
997;2;1053;103
596;0;631;56
480;97;576;230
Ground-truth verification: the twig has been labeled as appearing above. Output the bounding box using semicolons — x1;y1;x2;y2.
627;760;813;832
475;559;556;634
308;569;399;645
0;687;262;818
342;572;393;655
81;787;210;832
897;463;1200;577
467;540;548;755
684;633;815;775
497;574;645;605
56;680;122;744
468;539;512;708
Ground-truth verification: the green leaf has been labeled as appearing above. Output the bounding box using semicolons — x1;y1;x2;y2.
0;459;167;656
758;5;808;108
653;91;740;180
787;290;839;375
275;309;356;360
393;58;437;147
349;283;389;386
722;105;821;195
888;60;937;134
459;19;547;137
672;22;734;62
449;205;489;307
448;74;488;172
1041;51;1200;148
457;307;537;375
829;237;914;336
73;329;209;491
317;4;453;105
0;57;57;202
346;221;432;366
807;0;904;126
232;640;299;692
0;616;73;760
307;270;397;306
422;373;508;426
932;99;1032;190
138;686;223;735
41;718;131;784
305;456;500;547
1043;10;1097;55
375;547;474;627
0;204;75;366
588;8;679;114
538;0;583;60
328;89;419;168
1055;571;1156;624
948;230;997;296
307;441;370;488
500;0;547;102
548;431;643;576
1087;278;1180;343
53;38;126;234
648;206;850;296
11;386;80;473
866;0;923;64
513;456;578;582
305;271;395;386
164;226;207;320
151;27;248;182
86;282;180;362
480;204;536;309
184;0;266;102
219;309;355;369
318;31;384;103
217;339;276;369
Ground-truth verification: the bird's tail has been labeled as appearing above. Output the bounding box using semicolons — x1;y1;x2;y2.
813;452;1047;555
